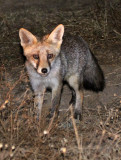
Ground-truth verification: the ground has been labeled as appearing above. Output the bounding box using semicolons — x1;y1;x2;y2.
0;0;121;160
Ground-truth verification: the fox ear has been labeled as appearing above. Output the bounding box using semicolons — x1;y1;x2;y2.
19;28;37;48
47;24;64;45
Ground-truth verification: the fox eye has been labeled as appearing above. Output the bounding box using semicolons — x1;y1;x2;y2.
47;54;53;59
33;54;39;59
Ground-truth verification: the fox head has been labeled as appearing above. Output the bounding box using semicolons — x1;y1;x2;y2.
19;24;64;76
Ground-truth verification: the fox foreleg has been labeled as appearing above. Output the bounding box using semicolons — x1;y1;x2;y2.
34;90;45;119
49;84;62;117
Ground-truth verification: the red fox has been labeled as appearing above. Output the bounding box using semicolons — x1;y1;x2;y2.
19;24;105;120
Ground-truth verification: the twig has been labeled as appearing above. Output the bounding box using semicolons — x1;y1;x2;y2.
92;130;106;159
47;112;56;133
14;88;29;122
0;70;25;110
70;105;82;160
113;30;121;37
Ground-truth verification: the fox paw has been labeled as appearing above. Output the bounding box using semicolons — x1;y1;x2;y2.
74;111;82;121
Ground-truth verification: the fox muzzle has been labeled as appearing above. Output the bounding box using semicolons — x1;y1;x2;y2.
37;67;50;76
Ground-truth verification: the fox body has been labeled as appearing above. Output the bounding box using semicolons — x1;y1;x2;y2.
19;24;105;120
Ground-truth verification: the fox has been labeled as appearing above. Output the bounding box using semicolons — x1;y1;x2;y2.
19;24;105;120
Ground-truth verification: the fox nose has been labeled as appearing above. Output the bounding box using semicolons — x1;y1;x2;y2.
41;68;48;74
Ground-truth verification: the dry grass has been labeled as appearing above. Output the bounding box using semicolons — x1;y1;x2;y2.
0;0;121;159
0;68;121;160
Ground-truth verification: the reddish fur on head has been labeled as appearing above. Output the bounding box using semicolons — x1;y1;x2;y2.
19;24;64;75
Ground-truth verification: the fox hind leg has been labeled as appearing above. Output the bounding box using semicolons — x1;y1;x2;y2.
69;89;76;106
68;74;83;120
74;89;83;120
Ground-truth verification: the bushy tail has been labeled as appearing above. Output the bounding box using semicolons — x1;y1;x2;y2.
83;50;105;92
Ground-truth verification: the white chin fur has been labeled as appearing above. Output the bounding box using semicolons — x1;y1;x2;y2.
31;61;37;69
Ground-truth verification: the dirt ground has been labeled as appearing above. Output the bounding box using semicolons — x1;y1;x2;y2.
0;0;121;160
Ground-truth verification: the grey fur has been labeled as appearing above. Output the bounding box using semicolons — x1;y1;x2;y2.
25;34;105;120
